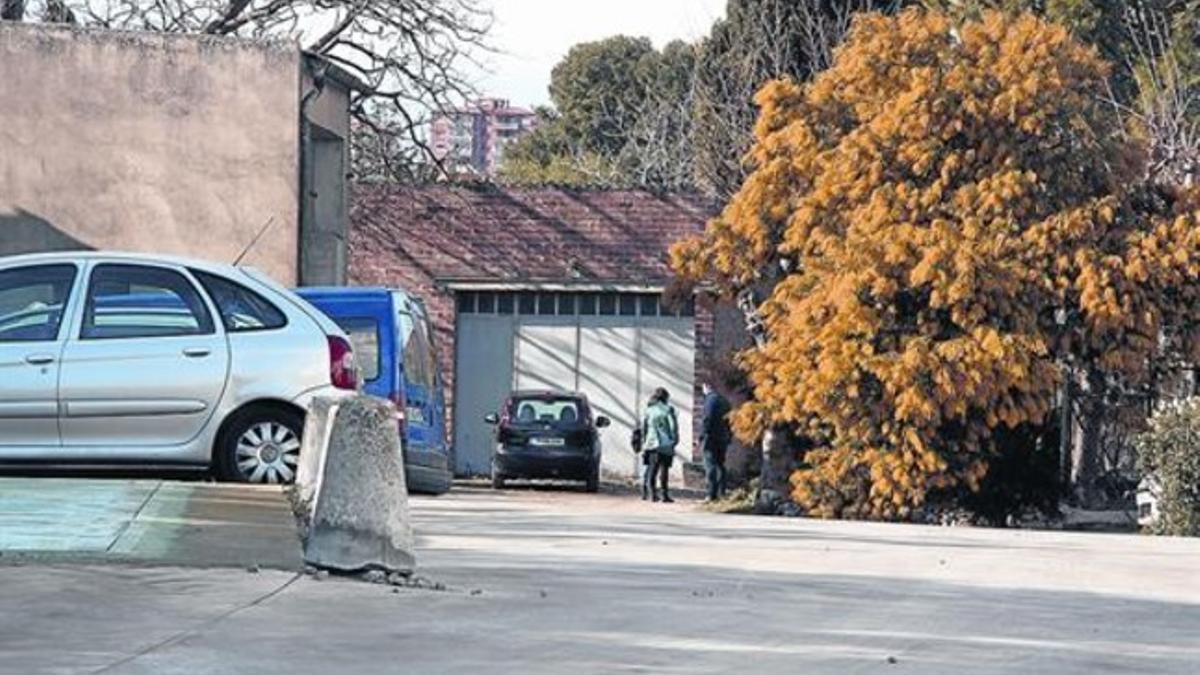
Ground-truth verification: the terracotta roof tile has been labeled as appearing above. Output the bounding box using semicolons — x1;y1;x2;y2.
349;184;715;285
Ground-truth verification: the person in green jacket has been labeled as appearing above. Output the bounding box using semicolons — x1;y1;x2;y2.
640;387;679;503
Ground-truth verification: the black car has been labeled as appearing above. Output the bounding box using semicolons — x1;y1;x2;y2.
484;390;610;492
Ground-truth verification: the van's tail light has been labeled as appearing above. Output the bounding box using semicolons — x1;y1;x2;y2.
390;391;408;440
327;336;358;390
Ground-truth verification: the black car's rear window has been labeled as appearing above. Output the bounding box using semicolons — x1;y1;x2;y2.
508;397;584;425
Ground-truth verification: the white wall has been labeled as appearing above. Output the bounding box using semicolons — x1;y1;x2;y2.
453;311;695;480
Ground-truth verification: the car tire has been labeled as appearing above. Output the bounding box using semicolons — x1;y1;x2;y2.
491;463;506;490
584;462;600;493
216;407;305;484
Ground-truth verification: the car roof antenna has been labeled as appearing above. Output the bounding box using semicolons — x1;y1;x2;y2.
232;216;276;267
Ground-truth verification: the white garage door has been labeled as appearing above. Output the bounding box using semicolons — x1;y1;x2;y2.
453;290;695;480
453;313;515;475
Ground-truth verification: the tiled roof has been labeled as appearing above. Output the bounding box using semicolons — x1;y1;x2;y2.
350;184;715;284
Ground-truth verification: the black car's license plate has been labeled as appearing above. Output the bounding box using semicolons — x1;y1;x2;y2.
529;437;566;447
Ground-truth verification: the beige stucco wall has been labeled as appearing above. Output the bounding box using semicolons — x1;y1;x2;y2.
0;23;301;284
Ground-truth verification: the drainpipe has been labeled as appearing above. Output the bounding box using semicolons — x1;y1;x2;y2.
299;60;328;286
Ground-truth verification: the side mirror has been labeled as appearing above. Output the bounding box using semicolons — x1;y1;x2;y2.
484;413;500;425
595;416;611;428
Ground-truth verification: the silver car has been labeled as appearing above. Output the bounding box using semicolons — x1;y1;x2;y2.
0;252;358;483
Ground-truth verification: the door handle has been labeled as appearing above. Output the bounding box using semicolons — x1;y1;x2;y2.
182;347;211;358
25;354;55;366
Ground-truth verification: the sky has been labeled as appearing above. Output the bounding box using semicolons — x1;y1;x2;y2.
471;0;728;109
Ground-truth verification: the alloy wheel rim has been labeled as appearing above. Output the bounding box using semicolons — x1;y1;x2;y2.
235;421;300;484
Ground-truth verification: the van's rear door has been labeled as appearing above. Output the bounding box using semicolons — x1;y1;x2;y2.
396;299;438;450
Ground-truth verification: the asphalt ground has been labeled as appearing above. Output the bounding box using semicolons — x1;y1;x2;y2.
1;479;1198;674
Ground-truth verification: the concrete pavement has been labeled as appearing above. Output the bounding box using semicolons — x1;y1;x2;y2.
0;478;301;569
2;482;1199;673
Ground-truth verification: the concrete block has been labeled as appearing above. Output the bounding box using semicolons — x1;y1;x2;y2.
303;396;415;573
295;397;340;515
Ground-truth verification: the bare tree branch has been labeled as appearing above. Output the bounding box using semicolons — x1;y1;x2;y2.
693;0;898;204
1108;7;1200;188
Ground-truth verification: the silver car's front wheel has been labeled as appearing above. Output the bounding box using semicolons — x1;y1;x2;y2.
218;409;304;484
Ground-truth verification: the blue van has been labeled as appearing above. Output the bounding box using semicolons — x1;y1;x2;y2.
294;287;451;495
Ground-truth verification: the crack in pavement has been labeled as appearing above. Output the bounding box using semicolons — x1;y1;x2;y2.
88;571;303;674
104;482;163;554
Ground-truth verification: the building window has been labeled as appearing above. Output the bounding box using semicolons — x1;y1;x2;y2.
640;294;660;317
578;293;597;316
457;292;476;314
497;292;514;314
477;291;496;314
518;292;537;315
457;289;690;319
556;293;576;315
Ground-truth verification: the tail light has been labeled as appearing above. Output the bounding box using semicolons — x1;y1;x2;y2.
327;336;358;391
390;391;408;441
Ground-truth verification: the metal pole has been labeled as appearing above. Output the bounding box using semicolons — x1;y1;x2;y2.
1059;369;1072;490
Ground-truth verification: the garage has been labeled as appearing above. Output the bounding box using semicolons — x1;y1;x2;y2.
452;287;695;480
349;184;718;481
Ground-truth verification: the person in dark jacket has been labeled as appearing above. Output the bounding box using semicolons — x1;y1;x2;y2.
700;382;732;501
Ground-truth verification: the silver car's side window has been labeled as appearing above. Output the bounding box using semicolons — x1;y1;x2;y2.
191;270;288;333
80;264;216;340
0;264;78;343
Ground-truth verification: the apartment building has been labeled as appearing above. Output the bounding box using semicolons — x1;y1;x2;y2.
430;98;538;177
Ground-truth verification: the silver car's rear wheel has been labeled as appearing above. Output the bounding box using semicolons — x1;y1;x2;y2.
235;422;300;484
217;408;304;484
